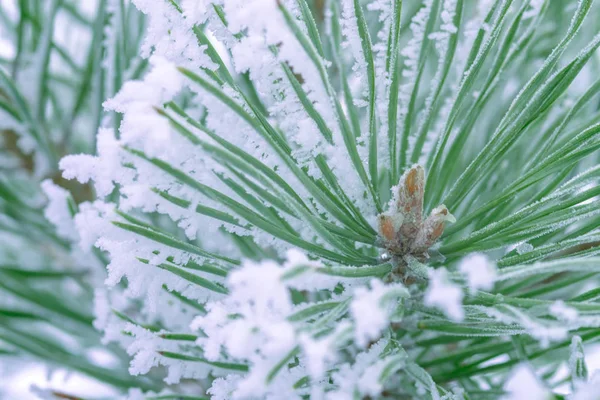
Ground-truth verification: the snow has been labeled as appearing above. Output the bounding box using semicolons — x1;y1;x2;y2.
424;267;464;321
350;279;408;347
327;341;388;399
550;301;579;323
26;0;600;398
300;332;338;380
502;364;552;400
191;256;300;397
458;253;497;293
572;372;600;400
516;242;534;254
41;180;78;241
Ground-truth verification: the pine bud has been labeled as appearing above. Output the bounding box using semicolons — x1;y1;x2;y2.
413;205;456;253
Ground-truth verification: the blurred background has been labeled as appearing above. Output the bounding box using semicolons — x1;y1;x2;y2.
0;0;149;398
1;0;600;398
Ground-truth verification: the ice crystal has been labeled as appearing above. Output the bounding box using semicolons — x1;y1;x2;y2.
4;0;600;399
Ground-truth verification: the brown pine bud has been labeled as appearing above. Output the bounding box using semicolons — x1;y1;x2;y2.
378;215;396;242
378;213;404;242
380;165;454;263
413;205;455;253
398;165;425;224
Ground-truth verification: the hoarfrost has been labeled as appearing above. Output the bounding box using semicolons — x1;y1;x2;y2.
424;267;464;321
458;253;497;293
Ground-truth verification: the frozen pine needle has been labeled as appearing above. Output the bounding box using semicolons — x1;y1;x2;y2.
1;0;600;399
